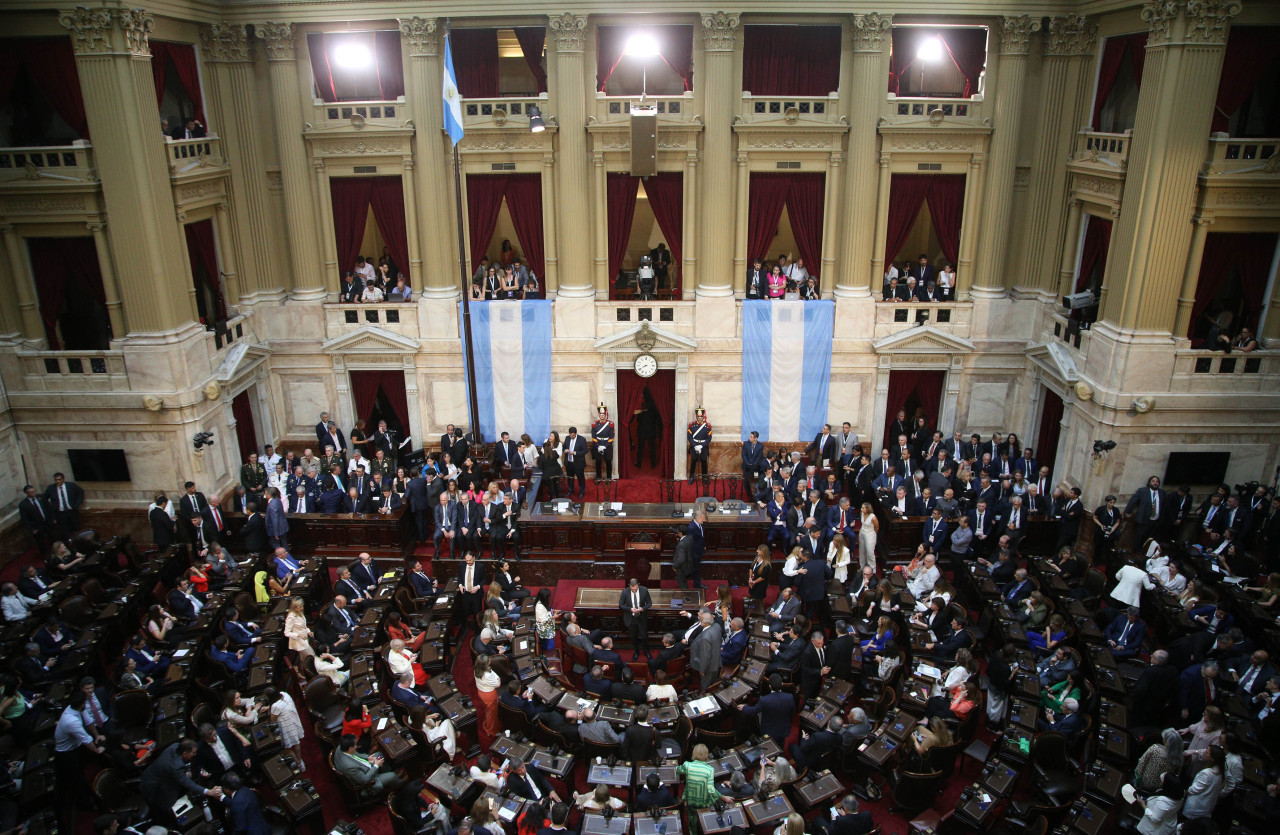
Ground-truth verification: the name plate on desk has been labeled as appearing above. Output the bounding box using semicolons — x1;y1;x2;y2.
858;734;899;766
794;771;843;809
798;699;839;732
739;661;765;686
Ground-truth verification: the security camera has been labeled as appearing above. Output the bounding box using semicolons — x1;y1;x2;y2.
193;431;216;451
1091;440;1116;454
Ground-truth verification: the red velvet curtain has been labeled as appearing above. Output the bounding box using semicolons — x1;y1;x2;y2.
596;25;694;93
451;29;500;98
607;174;641;282
374;30;404;100
505;174;546;284
368;177;410;286
747;173;791;263
926;174;966;266
184;219;226;320
741;25;841;96
1212;27;1280;134
644;172;684;296
465;174;509;275
231;391;258;463
1190;232;1278;339
0;50;22;109
26;237;106;349
151;42;206;124
307;33;337;103
22;39;88;138
616;369;675;480
329;177;375;279
1091;33;1147;130
887;28;918;95
1035;387;1064;474
785;173;825;278
884;174;933;266
1075;215;1112;293
514;28;548;94
351;370;410;432
883;370;945;447
939;29;987;97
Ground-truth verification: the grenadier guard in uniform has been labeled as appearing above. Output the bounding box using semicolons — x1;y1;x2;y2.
687;407;712;484
591;404;615;481
239;452;269;507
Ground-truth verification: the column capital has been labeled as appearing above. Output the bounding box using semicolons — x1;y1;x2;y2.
700;12;741;53
1045;15;1098;57
999;15;1042;56
200;23;250;63
548;13;588;53
1143;0;1240;47
399;17;439;57
60;7;153;57
850;13;892;52
255;22;296;62
86;221;107;233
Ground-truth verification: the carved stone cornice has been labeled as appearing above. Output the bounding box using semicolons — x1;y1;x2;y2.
548;13;587;54
1000;15;1042;56
399;17;438;58
850;13;892;53
700;12;741;53
60;6;152;57
200;23;250;63
1045;15;1097;57
255;22;296;62
1144;0;1240;46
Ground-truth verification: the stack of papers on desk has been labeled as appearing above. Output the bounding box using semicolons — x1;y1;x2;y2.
687;695;718;714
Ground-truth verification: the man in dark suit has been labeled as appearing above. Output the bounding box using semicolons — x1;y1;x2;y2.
326;595;361;638
648;633;683;673
582;665;612;698
968;499;996;558
562;428;588;500
687;511;706;589
828;622;858;681
149;494;176;549
169;118;206;140
167;579;203;621
1125;476;1169;546
1104;606;1146;659
944;431;971;465
1127;649;1180;726
1180;660;1221;722
404;470;431;543
591;637;624;675
742;431;766;500
825;795;875;835
333;568;368;610
620;706;659;761
223;772;271;835
720;617;749;667
351;553;379;594
433;493;459;557
766;624;806;675
408;560;434;597
799;631;830;700
507;758;560;803
796;551;831;619
619;579;653;660
342;486;371;514
140;740;222;822
501;680;550;718
492;431;523;478
491;493;520;562
456;494;481;554
315;412;333;444
264;488;289;548
807;425;839;468
745;258;767;299
742;674;795;744
922;507;948;553
18;565;52;600
194;722;251;782
240;503;267;553
790;716;844;769
18;484;55;552
910;254;935;287
457;553;486;620
177;481;209;528
1037;698;1084;739
44;472;84;538
289;485;317;514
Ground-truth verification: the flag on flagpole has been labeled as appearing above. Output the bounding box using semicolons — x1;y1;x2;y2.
740;300;834;442
442;34;465;146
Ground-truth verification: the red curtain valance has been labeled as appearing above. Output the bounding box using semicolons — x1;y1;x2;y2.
151;41;206;125
742;25;840;97
1091;32;1147;130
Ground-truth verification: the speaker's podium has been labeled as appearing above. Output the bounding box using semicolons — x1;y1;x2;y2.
625;538;661;582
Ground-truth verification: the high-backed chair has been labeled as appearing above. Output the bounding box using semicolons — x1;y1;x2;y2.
889;769;943;814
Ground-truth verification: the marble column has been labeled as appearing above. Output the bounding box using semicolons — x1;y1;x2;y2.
211;203;241;308
1011;16;1097;296
1174;217;1214;337
548;13;594;298
956;154;986;290
696;11;740;299
871;153;892;286
819;152;842;295
400;159;423;282
541;153;560;294
733;151;749;287
839;13;892;297
256;22;325;300
971;16;1040;299
399;18;458;299
0;225;43;340
87;221;126;338
592;151;608;291
60;7;192;336
1055;198;1084;300
681;151;698;297
1102;1;1239;333
199;23;282;301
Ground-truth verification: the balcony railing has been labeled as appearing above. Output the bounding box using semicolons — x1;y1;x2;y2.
17;349;129;392
462;94;549;128
594;92;695;124
1171;347;1278;391
1203;133;1280;176
738;94;842;125
883;94;986;125
166;136;224;176
313;98;406;128
324;302;420;340
595;300;694;335
1073;129;1131;170
874;300;972;340
1047;311;1093;356
0;141;95;182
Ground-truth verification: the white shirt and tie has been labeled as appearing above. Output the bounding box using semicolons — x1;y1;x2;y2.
1240;664;1263;693
1150;490;1160;520
632;590;641;611
465;565;476;592
1008;509;1020;530
29;497;46;519
57;485;71;511
1204;506;1218;528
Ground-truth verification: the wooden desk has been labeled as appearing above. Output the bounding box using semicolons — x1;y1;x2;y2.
572;587;705;635
221;508;416;559
581;814;631;835
696;804;748;835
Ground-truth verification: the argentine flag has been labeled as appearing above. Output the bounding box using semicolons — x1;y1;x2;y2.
461;300;552;443
741;300;834;442
443;34;465;145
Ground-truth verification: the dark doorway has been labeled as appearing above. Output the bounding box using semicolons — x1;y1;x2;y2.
617;369;674;480
1036;387;1065;475
883;370;946;446
349;369;411;450
231;390;258;462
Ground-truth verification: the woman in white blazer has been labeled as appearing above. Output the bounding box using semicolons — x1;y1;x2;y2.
1110;562;1154;608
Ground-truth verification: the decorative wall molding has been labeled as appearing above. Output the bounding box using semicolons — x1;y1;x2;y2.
1045;15;1097;57
850;13;892;52
1210;188;1280;207
734;127;846;151
255;22;296;62
700;12;741;52
399;17;439;58
1143;0;1239;46
1000;16;1042;55
459;132;551;153
879;129;988;153
0;196;88;214
307;134;414;157
548;13;588;53
199;23;250;63
1073;174;1122;198
61;7;152;57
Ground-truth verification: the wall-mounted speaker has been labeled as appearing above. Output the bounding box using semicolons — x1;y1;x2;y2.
630;106;657;177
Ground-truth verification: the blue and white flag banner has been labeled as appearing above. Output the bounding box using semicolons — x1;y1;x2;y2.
461;300;552;443
741;299;834;442
442;35;465;146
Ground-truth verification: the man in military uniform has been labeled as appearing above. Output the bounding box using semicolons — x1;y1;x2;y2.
321;444;345;475
687;408;712;484
369;448;394;482
591;404;615;481
239;452;268;508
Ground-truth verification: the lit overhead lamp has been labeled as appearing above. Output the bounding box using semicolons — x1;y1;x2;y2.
625;33;660;58
333;42;373;69
527;104;546;133
917;37;944;62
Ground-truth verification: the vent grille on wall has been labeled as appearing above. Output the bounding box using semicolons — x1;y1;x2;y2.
491;162;516;171
917;163;942;171
354;165;378;174
776;161;801;170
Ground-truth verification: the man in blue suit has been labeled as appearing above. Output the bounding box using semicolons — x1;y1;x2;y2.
687;511;706;589
742;431;766;500
1179;660;1220;721
264;487;289;549
1012;448;1037;476
720;617;749;667
223;608;263;647
742;674;795;744
1037;697;1083;738
1104;606;1146;659
922;507;948;553
1001;568;1033;605
223;771;271;835
210;634;255;674
126;635;170;677
827;497;857;545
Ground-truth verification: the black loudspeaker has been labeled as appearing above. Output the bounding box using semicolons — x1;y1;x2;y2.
630;106;657;177
1165;451;1230;486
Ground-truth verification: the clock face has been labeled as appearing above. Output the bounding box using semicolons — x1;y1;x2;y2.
634;353;658;378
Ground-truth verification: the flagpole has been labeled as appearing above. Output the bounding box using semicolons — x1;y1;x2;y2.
447;30;483;447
